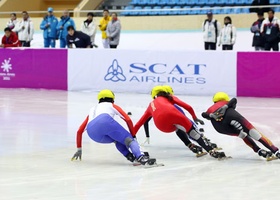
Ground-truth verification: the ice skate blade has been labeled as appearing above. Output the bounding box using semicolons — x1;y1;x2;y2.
213;147;223;151
132;162;142;166
196;152;208;157
218;156;232;161
144;163;164;168
266;156;279;162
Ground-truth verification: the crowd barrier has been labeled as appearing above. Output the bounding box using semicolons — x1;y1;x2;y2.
0;48;279;97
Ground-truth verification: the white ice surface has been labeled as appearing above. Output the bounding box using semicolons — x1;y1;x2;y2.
0;88;280;200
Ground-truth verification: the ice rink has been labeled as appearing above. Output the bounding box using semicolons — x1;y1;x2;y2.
0;88;280;200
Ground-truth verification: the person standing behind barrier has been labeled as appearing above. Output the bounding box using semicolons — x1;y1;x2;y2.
218;16;236;50
260;9;280;51
202;12;221;50
0;27;21;48
40;7;58;48
6;13;18;32
14;11;34;47
57;10;76;48
67;26;91;48
81;12;97;48
99;9;111;48
106;13;121;49
251;11;265;51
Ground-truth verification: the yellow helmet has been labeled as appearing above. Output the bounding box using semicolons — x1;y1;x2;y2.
97;89;115;101
151;85;168;99
163;85;174;95
213;92;230;103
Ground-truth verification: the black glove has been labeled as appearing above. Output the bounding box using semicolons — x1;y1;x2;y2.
194;118;204;125
71;148;82;161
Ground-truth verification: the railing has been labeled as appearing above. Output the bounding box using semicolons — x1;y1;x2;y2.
0;4;278;15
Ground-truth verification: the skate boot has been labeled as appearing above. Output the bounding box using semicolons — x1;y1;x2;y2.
257;149;272;158
209;149;226;159
188;143;203;154
143;151;150;158
209;142;218;149
202;136;218;149
137;155;156;166
275;151;280;159
125;152;135;162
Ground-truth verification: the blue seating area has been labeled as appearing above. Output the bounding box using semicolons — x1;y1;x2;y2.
130;0;253;6
121;0;254;16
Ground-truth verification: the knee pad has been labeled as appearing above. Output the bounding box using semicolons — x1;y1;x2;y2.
124;137;133;147
249;129;262;140
238;131;247;139
189;129;200;140
175;124;186;132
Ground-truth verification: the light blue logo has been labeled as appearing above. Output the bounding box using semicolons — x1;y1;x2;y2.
104;59;126;82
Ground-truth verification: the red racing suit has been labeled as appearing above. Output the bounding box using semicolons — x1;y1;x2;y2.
134;96;198;136
1;32;21;47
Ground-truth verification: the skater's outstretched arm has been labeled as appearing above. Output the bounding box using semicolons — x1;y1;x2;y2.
144;117;152;138
227;98;237;109
76;116;89;148
72;115;89;161
171;96;197;120
134;106;152;137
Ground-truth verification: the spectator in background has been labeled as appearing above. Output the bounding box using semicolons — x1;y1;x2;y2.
57;10;76;48
106;12;121;49
249;0;270;13
251;11;265;51
99;9;111;48
218;16;236;50
261;9;280;51
81;12;97;48
0;27;21;48
202;12;221;50
40;7;58;48
14;11;34;47
6;13;18;32
66;25;91;48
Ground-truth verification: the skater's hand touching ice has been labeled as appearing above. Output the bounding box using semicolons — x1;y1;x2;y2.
141;137;150;145
71;148;82;161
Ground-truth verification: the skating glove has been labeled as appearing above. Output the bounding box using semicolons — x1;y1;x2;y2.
194;118;204;125
141;137;150;145
71;148;82;161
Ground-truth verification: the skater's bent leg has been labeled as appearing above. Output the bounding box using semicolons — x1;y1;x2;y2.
176;129;192;146
115;142;130;156
124;137;142;158
189;128;212;152
176;123;212;152
249;129;279;153
237;130;258;152
242;136;261;152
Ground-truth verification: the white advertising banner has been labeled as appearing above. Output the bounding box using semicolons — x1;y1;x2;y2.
68;49;237;96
